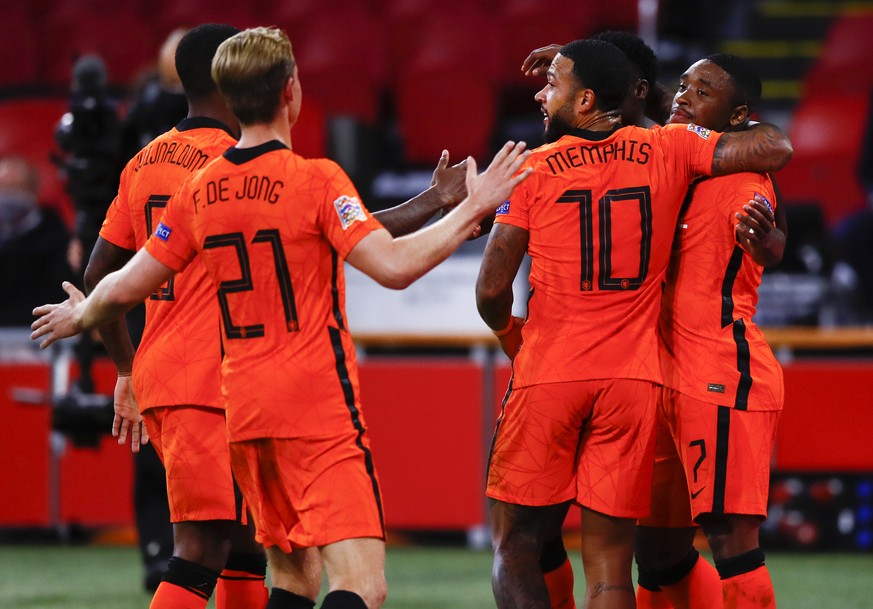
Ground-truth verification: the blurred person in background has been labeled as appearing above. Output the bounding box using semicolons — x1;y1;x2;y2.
121;28;190;163
0;156;72;326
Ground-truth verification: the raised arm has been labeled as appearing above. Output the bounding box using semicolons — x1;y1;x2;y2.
32;249;176;349
475;223;529;359
346;141;531;289
712;122;793;175
373;150;467;237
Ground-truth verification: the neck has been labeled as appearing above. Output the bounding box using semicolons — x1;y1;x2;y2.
236;118;292;150
576;110;622;132
187;94;240;138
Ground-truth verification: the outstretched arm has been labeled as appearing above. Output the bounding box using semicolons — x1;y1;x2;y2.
346;141;531;289
373;150;467;237
32;249;176;349
476;223;529;359
712;123;793;175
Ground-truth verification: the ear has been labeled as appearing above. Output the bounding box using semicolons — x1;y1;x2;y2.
578;88;596;113
729;104;749;128
283;75;296;104
634;78;649;102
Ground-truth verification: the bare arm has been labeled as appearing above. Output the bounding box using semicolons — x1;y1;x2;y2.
346;142;531;289
32;249;176;349
712;122;793;175
83;237;149;451
373;150;467;237
735;196;786;267
83;237;136;374
475;223;529;359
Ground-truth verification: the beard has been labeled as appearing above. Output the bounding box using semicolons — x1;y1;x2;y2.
543;110;575;144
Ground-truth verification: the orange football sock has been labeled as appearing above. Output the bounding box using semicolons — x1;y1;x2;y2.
722;565;775;609
543;556;577;609
149;581;210;609
661;553;723;609
216;568;268;609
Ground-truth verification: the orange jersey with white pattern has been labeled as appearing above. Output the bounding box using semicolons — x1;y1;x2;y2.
99;118;237;410
659;172;784;411
145;141;383;441
495;123;721;387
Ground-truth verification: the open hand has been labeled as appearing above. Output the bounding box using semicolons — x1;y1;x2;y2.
31;281;85;349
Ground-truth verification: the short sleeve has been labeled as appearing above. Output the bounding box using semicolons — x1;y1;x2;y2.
316;160;383;258
493;162;533;231
143;180;199;273
663;123;723;182
98;165;136;251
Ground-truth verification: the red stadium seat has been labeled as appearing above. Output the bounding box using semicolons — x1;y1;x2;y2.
395;69;497;166
496;0;596;90
801;13;873;96
291;100;327;160
39;11;158;88
148;0;262;33
776;93;870;226
0;9;39;86
0;98;73;225
294;3;389;123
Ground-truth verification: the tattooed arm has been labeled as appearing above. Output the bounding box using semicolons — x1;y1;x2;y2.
476;223;529;359
711;122;793;175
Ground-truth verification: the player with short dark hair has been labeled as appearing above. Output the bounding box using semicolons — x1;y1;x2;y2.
635;53;784;609
84;22;469;609
84;23;268;609
34;25;530;609
476;39;792;609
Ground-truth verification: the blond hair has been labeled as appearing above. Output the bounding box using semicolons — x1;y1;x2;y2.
212;27;296;126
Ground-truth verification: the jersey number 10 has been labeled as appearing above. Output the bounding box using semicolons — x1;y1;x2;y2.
556;186;653;291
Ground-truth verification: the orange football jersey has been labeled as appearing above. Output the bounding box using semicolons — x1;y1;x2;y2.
659;172;784;411
99;117;237;410
145;141;383;442
495;123;721;387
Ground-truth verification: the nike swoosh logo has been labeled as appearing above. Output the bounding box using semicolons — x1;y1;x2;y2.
691;487;706;499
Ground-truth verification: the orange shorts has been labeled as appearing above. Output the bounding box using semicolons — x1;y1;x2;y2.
228;431;385;553
487;378;658;518
143;406;240;523
641;387;780;527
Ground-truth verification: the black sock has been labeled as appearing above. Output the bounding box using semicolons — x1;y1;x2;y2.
266;587;316;609
321;590;368;609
